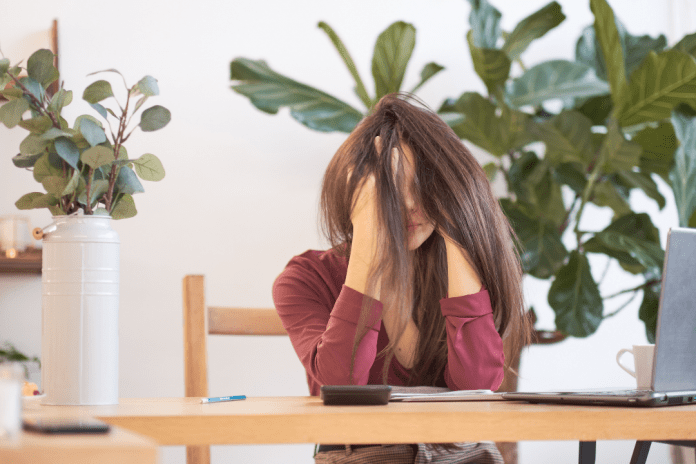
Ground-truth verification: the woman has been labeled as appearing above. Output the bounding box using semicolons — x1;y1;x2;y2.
273;93;531;463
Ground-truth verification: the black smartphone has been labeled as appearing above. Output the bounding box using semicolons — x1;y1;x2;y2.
320;385;392;405
22;417;111;434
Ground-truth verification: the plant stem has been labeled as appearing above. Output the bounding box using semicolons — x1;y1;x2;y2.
7;72;60;129
104;89;131;212
603;279;661;300
603;290;640;318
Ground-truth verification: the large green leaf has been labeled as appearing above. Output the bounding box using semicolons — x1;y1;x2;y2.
674;32;696;58
466;0;501;49
576;19;666;85
371;21;416;102
508;152;565;226
133;153;165;181
632;121;676;181
669;110;696;227
506;60;609;108
79;117;107;147
589;0;627;109
584;213;663;275
553;162;588;194
15;192;59;210
530;110;594;166
54;137;80;169
409;62;445;94
591;178;631;217
136;76;159;96
19;134;49;156
110;194;137;220
32;153;62;183
500;199;567;279
548;250;603;337
440;92;532;156
115;166;145;195
599;121;642;173
575;94;613;125
467;31;511;94
81;146;114;169
502;1;565;62
615;171;665;210
639;279;660;343
617;50;696;127
317;22;371;109
231;58;363;133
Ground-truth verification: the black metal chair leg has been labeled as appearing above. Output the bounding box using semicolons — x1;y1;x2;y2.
629;441;652;464
579;441;597;464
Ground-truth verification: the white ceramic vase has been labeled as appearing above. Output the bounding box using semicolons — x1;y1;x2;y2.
40;214;119;405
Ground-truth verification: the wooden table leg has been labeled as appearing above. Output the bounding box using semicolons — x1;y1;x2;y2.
629;441;651;464
579;441;596;464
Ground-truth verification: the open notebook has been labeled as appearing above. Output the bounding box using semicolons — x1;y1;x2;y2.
503;227;696;407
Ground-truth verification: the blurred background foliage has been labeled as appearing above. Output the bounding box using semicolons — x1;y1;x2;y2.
229;0;696;342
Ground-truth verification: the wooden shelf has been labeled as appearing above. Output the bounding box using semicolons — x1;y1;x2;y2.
0;248;42;274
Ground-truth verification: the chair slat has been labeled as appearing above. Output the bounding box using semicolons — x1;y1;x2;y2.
208;307;287;335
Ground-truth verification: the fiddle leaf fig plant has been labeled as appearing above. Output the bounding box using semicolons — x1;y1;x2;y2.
0;49;169;219
228;0;696;342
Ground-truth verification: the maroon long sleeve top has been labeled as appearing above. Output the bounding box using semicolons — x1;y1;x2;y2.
272;249;505;396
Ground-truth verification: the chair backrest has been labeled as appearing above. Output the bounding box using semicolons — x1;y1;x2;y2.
182;274;287;464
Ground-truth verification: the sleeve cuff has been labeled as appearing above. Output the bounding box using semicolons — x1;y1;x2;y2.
330;285;383;330
439;287;493;318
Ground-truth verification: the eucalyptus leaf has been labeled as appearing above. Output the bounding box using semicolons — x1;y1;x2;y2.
0;88;24;100
133;96;148;114
62;169;81;196
115;166;145;195
79;117;107;147
548;251;603;337
441;92;532;156
466;0;502;49
41;176;69;196
20;77;43;102
82;80;114;104
32;154;62;183
81;145;114;169
19;134;49;156
318;21;372;109
372;21;416;101
54;137;80;169
47;89;73;113
90;102;108;119
79;179;109;207
530;110;594;166
12;152;44;168
231;58;363;133
0;97;30;128
502;1;565;62
669;110;696;227
110;193;137;220
139;105;171;132
27;49;58;87
15;192;58;210
506;60;609;109
467;30;511;94
136;76;159;96
0;58;9;75
410;62;445;95
40;128;72;141
617;50;696;127
133;153;165;181
19;115;52;134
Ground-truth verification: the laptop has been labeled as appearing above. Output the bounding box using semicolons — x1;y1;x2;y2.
503;227;696;407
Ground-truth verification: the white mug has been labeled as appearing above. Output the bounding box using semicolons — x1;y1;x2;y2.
616;344;655;389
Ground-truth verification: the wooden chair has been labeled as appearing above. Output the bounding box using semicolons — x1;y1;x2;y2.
182;275;287;464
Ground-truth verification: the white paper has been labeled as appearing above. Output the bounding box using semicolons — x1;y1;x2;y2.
389;386;505;402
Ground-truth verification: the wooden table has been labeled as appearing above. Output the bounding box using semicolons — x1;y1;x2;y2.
20;396;696;447
0;423;158;464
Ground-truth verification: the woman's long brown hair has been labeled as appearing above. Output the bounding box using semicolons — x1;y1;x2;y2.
320;93;531;387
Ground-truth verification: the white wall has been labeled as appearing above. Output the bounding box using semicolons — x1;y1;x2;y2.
0;1;692;463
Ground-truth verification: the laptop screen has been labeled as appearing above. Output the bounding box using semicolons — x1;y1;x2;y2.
653;227;696;392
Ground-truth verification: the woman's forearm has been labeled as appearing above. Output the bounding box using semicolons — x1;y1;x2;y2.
445;238;482;297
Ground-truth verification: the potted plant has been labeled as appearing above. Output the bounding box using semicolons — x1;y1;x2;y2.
0;49;170;405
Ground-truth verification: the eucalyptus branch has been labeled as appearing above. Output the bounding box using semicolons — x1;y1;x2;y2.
7;72;60;128
104;90;131;212
85;167;94;215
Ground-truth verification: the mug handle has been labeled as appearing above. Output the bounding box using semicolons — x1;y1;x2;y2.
616;348;636;378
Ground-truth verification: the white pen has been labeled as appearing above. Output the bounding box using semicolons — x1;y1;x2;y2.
201;395;246;404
